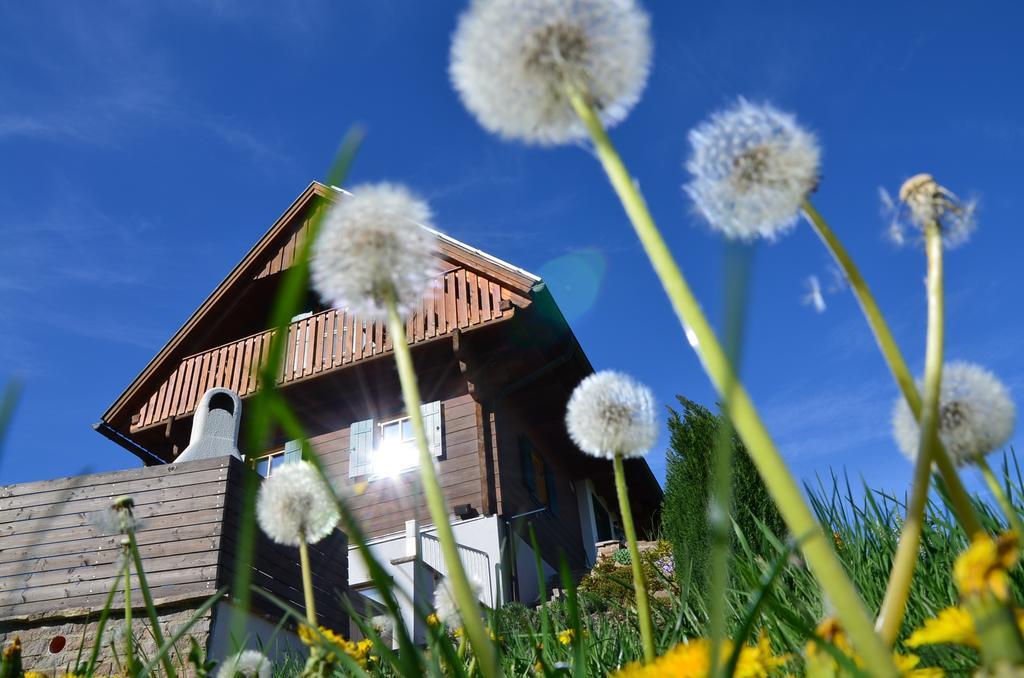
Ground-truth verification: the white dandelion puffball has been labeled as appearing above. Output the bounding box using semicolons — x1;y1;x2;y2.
685;99;821;241
566;370;656;459
450;0;652;146
216;650;271;678
893;362;1016;466
256;461;339;546
887;173;977;249
433;578;483;630
311;183;439;319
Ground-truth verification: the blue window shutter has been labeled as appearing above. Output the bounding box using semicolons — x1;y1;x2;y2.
544;463;558;515
283;439;303;465
349;418;374;478
420;401;443;457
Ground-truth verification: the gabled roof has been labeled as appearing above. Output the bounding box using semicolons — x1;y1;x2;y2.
99;181;542;435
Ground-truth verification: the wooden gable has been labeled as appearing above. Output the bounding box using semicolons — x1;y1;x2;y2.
100;182;540;443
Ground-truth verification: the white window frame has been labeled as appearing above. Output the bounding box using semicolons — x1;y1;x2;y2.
253;450;286;477
371;415;419;478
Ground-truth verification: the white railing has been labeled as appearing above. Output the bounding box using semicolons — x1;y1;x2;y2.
421;532;494;607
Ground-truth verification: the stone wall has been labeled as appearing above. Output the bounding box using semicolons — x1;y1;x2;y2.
4;604;212;675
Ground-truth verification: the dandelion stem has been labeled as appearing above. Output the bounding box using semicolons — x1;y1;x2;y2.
123;542;134;668
802;201;982;536
978;457;1024;537
128;530;177;678
613;454;656;663
298;536;318;627
567;91;897;675
875;222;945;644
384;288;500;678
85;569;124;676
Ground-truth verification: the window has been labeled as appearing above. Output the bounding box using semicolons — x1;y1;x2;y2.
252;451;285;477
519;436;557;515
252;439;302;477
348;402;444;479
372;415;418;477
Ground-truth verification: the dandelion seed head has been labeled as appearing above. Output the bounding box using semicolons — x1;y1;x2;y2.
370;614;394;639
449;0;652;146
95;498;143;535
216;650;271;678
311;183;439;319
892;362;1016;466
884;173;977;249
566;370;656;459
685;99;820;241
256;461;339;546
433;578;483;630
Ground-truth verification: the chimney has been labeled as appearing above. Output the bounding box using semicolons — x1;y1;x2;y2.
177;387;242;462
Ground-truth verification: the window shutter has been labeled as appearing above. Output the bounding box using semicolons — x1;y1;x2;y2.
349;418;374;478
544;463;558;515
420;401;443;457
283;439;303;465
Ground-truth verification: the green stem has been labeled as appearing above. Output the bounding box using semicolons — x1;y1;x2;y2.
385;290;500;678
802;201;982;536
978;457;1024;537
875;222;945;644
298;535;318;627
123;542;134;667
613;455;655;663
128;530;177;678
568;91;897;675
85;570;124;675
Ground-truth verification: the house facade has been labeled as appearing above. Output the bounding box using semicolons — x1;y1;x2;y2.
95;181;662;639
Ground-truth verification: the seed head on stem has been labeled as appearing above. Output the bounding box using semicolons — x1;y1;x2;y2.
255;461;339;547
450;0;652;146
685;99;821;241
892;361;1015;467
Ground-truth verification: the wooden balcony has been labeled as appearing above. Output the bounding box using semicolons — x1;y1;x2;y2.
131;267;519;432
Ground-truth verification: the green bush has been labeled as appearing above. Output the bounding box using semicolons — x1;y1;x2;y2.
661;397;787;591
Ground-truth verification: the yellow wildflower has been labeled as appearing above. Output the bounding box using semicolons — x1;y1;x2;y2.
426;613;440;627
806;618;943;677
558;629;575;645
487;627;504;643
907;607;978;648
954;531;1018;601
613;635;788;678
298;624;374;668
454;627;465;638
25;673;48;678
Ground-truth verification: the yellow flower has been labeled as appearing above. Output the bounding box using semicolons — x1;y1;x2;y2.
907;607;978;648
25;673;48;678
954;531;1018;601
454;627;465;638
426;613;440;627
806;619;943;677
298;624;373;668
613;635;788;678
558;629;575;645
487;627;504;643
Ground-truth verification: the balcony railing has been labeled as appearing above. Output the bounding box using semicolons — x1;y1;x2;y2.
132;267;515;431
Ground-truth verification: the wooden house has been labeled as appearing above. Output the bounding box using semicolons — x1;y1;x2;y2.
93;181;662;640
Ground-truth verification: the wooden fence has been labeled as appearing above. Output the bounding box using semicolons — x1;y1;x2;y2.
132;267;516;432
0;456;347;631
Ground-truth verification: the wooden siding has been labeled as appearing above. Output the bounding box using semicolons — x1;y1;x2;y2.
493;407;590;572
0;457;347;632
131;268;518;433
311;392;486;539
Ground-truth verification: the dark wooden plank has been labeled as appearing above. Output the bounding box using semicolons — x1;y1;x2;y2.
445;272;457;333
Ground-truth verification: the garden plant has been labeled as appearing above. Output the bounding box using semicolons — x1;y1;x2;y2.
1;0;1022;676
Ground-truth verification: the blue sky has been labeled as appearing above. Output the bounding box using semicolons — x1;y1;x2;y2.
2;2;1022;506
